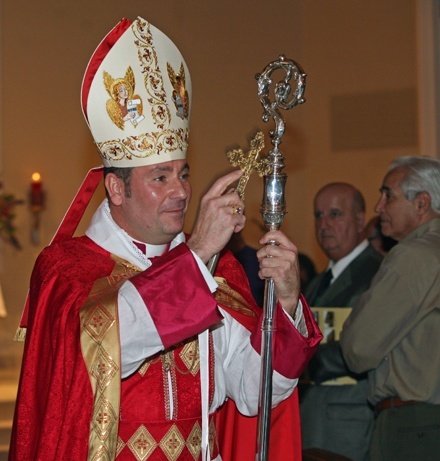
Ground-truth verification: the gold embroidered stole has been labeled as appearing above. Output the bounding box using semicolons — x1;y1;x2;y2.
80;255;141;461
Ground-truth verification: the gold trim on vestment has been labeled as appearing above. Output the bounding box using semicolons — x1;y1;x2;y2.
214;276;258;318
13;326;27;342
116;418;219;460
80;255;141;461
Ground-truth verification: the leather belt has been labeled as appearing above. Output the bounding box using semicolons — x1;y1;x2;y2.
375;396;418;412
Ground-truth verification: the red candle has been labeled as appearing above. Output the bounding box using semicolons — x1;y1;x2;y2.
31;172;43;207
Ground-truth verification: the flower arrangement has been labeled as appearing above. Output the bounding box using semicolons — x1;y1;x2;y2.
0;184;24;249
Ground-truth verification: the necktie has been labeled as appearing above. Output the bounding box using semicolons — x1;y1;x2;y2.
311;268;333;305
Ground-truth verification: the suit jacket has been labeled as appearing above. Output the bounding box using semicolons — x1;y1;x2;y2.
300;243;383;461
305;243;383;308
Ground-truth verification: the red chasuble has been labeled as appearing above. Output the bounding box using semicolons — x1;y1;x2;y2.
10;238;218;460
10;238;320;460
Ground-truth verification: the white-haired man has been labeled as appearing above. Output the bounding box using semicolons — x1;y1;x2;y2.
341;156;440;460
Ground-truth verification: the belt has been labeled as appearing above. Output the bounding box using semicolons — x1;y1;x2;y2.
375;396;418;412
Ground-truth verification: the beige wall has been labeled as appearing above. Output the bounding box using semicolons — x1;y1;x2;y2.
0;0;420;371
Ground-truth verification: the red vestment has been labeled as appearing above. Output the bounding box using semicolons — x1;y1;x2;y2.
10;170;322;460
10;238;220;460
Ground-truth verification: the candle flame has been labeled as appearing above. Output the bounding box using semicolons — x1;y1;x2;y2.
31;172;41;182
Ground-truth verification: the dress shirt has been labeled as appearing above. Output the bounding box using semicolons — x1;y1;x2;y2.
328;239;369;283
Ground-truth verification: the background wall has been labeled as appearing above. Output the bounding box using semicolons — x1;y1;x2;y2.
0;0;432;374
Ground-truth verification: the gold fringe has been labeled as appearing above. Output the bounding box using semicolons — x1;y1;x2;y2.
14;326;27;342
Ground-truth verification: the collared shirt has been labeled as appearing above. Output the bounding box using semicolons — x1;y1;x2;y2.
327;239;369;283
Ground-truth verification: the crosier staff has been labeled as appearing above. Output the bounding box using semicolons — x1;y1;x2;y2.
207;54;306;461
254;54;306;461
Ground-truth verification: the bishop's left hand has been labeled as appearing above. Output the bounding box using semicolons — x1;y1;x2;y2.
257;230;301;318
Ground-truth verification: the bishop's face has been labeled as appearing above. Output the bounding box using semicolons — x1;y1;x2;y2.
108;159;191;245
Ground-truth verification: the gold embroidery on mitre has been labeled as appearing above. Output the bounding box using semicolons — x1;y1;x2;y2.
104;67;144;130
127;425;157;461
81;258;141;461
97;128;189;164
160;424;185;461
96;18;189;164
214;276;258;318
179;340;200;376
135;20;170;131
186;421;202;459
167;62;189;120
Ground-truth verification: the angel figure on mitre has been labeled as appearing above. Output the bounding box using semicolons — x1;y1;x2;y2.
167;62;189;119
104;67;145;130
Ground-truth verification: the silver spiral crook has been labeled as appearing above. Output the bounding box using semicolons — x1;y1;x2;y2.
256;54;306;151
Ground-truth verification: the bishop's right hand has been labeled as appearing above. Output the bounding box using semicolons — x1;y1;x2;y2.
187;169;245;264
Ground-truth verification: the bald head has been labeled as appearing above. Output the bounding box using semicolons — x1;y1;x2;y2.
314;183;366;262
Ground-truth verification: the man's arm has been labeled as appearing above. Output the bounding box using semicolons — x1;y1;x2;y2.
307;341;365;383
340;245;418;374
119;243;222;376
